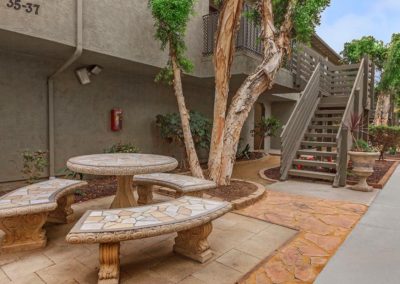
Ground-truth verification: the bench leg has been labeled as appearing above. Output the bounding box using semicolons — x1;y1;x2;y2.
0;212;48;253
173;222;213;263
98;242;120;284
137;185;153;205
48;194;75;224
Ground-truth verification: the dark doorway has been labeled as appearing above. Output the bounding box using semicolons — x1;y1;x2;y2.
254;102;266;150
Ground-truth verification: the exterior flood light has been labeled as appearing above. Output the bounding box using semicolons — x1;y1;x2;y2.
75;65;103;85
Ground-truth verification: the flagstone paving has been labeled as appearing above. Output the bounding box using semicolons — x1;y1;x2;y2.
0;194;296;284
236;191;368;284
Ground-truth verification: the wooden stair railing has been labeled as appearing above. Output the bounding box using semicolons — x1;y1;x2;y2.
333;58;367;187
280;63;322;180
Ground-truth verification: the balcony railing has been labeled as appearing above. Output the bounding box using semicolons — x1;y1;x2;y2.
202;9;263;56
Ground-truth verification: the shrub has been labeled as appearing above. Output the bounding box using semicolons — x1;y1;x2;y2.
369;125;400;160
352;139;375;152
156;111;212;150
21;150;48;183
104;142;139;153
251;116;281;149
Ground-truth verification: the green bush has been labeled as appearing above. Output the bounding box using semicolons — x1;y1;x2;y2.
352;139;375;153
155;111;212;150
21;150;48;183
251;116;281;149
369;125;400;159
104;142;139;153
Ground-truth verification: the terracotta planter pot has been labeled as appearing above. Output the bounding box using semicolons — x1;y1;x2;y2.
348;151;380;192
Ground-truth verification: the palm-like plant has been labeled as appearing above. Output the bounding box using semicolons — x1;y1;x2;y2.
251;116;281;150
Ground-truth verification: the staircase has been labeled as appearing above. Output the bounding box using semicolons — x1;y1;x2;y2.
281;53;375;186
288;96;347;182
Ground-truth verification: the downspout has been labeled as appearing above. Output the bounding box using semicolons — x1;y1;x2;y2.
47;0;83;178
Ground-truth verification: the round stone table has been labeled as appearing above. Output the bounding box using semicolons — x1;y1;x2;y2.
67;153;178;208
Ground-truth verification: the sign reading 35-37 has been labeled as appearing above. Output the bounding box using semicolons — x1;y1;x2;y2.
5;0;40;15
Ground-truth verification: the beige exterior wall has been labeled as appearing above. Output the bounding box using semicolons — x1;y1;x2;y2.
0;49;215;182
0;0;208;75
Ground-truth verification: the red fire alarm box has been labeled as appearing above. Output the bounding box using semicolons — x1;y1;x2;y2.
111;108;123;131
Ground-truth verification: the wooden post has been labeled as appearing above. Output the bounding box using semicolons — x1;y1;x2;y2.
362;56;369;109
338;127;349;187
353;89;360;139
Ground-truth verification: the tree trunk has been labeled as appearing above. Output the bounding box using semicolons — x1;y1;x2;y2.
209;0;295;185
170;52;204;179
208;0;244;181
374;92;391;126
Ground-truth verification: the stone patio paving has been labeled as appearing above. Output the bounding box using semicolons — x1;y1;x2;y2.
0;194;296;284
236;191;367;284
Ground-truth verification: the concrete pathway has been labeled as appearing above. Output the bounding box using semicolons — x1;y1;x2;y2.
0;194;295;284
315;165;400;284
233;155;280;186
268;180;379;206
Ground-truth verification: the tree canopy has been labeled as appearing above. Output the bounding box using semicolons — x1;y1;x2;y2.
380;34;400;93
341;36;387;70
149;0;195;83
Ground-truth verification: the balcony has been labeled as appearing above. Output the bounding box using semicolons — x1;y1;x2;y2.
202;10;263;57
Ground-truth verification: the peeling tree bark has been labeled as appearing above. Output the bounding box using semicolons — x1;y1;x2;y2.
208;0;244;181
374;92;391;126
209;0;296;185
170;51;204;179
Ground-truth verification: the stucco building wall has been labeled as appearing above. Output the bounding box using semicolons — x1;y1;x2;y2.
0;49;215;182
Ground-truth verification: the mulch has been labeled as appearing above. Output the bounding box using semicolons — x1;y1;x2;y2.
205;180;258;202
73;177;258;203
263;159;397;189
385;153;400;160
263;167;281;181
73;177;116;203
237;152;265;162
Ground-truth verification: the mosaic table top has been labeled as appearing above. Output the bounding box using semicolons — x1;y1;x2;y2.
67;153;178;176
134;173;216;192
0;179;86;216
70;196;230;234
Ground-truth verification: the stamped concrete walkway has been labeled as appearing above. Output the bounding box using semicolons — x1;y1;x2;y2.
0;194;295;284
236;191;367;283
232;155;371;283
315;165;400;284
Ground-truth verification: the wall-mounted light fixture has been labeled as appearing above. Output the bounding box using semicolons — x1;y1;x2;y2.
75;65;103;85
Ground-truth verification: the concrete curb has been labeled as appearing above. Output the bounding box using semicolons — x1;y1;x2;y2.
229;178;266;210
258;165;280;183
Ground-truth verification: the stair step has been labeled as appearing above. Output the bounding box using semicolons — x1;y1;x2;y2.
297;150;337;157
318;103;347;108
293;159;337;169
315;109;345;115
309;125;339;130
301;141;337;147
320;95;349;104
313;117;343;122
288;169;336;181
304;133;337;139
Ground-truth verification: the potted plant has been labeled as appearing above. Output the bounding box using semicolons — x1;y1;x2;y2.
346;114;379;192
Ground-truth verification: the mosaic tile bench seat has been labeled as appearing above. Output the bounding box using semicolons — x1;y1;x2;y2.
133;173;217;205
66;196;232;284
0;178;87;253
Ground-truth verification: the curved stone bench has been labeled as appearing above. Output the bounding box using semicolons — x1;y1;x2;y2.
133;173;217;205
66;196;231;284
0;178;87;253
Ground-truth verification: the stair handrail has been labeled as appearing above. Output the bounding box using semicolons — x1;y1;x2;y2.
333;59;365;187
280;63;322;180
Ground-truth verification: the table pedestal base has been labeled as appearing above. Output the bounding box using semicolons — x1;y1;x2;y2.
110;176;137;209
